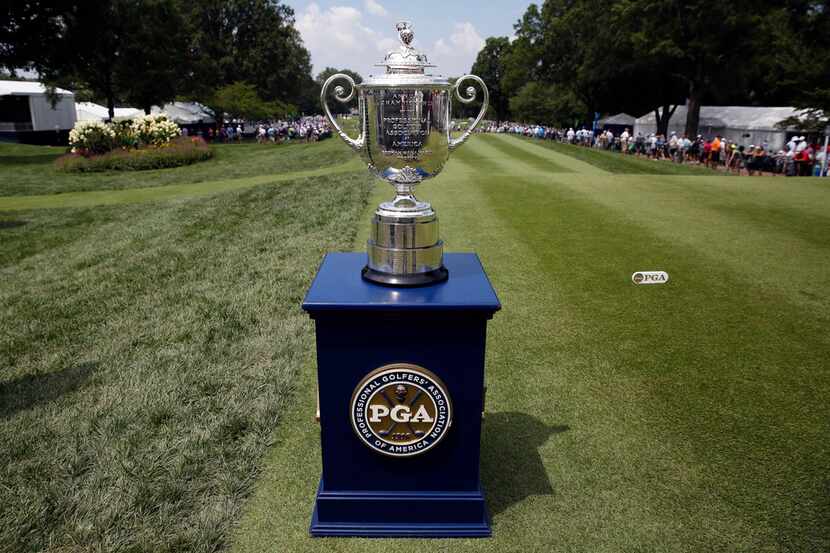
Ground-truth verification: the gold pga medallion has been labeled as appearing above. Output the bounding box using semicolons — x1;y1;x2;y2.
350;363;452;457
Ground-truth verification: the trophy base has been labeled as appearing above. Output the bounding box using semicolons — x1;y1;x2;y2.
361;265;449;287
364;208;447;287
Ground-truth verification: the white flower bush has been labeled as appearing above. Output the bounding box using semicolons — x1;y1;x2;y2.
68;120;116;154
68;114;181;155
131;114;181;147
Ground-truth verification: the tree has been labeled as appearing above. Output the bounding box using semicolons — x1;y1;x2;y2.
210;81;294;121
0;2;64;75
470;37;512;123
116;0;190;114
4;0;316;119
615;0;758;137
5;1;189;119
179;0;314;111
509;82;585;126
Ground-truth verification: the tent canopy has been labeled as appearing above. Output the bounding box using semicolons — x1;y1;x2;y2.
599;112;636;126
0;80;73;96
635;105;804;132
151;102;215;125
76;102;142;122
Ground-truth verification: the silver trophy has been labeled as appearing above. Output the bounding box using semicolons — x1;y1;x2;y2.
321;21;488;286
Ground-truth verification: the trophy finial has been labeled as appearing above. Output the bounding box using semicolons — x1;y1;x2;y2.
396;21;414;47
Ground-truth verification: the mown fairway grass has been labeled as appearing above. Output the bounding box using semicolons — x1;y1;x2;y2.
232;134;829;553
2;134;828;553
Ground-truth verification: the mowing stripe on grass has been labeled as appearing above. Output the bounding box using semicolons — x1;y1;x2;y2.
545;172;830;309
475;134;574;173
0;159;364;211
453;136;576;181
486;134;609;175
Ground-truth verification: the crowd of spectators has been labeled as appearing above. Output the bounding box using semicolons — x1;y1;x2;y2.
254;115;332;144
481;122;829;177
181;115;332;144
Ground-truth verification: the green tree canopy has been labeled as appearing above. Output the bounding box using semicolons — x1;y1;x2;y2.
179;0;314;112
210;82;295;121
4;1;189;119
509;82;585;127
470;37;512;123
473;0;827;134
2;0;315;119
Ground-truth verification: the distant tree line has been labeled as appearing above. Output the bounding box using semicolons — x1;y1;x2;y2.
0;0;325;122
471;0;830;136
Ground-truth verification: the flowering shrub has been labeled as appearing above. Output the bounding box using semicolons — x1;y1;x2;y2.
131;114;181;146
68;120;116;155
110;120;137;149
56;136;212;172
65;114;183;163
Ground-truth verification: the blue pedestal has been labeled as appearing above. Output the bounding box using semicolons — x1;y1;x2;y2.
303;253;500;537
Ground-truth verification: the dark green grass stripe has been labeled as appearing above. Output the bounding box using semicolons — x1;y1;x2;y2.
477;174;829;550
0;160;363;211
451;142;511;175
706;201;830;250
478;134;574;173
0;140;357;197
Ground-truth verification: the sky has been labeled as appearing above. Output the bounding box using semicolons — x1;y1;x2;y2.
283;0;532;78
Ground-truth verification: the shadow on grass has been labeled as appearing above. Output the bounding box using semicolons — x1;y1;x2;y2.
0;361;97;418
0;154;62;166
481;411;568;516
0;220;27;229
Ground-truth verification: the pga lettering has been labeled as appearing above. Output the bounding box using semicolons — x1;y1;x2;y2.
632;271;669;285
368;404;435;424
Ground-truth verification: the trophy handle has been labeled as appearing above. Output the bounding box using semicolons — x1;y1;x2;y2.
320;74;363;150
449;74;489;150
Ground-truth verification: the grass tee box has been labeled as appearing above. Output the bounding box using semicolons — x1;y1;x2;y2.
302;253;500;537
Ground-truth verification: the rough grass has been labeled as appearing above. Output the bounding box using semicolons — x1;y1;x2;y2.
0;139;352;196
515;135;724;175
231;134;829;552
0;151;372;551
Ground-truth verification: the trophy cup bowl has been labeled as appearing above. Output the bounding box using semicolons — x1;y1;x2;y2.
321;21;488;286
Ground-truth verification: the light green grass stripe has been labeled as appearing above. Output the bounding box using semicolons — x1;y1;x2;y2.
490;134;610;175
453;135;573;179
0;159;364;211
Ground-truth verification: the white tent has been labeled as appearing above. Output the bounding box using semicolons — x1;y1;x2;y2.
151;102;215;125
599;113;636;127
75;101;142;122
0;80;76;132
633;105;806;150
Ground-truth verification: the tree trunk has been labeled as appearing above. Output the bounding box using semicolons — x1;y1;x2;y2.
654;104;677;136
104;71;115;121
685;82;702;138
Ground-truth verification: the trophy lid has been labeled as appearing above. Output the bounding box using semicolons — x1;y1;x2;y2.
363;22;448;86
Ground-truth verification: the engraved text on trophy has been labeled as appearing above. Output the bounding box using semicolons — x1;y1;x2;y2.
376;90;432;159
